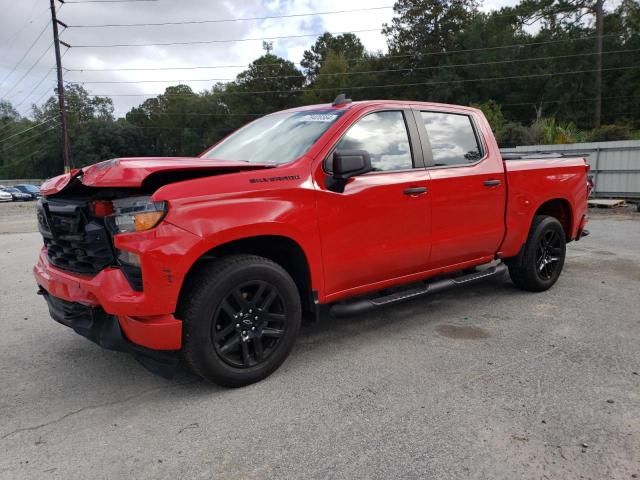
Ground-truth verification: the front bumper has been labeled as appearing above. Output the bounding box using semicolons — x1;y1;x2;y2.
39;288;179;378
34;249;183;351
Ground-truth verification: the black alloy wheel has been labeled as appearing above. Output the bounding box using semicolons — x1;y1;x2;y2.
507;215;567;292
212;280;288;368
535;229;563;281
180;254;301;387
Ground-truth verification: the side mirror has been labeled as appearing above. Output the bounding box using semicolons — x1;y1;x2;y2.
332;150;372;180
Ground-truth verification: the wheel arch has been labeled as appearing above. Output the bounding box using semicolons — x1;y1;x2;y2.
534;198;573;240
177;234;315;317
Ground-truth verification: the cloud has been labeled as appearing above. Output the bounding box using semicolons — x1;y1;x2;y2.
0;0;521;118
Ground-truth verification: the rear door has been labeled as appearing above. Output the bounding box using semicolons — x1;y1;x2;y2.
315;108;432;299
412;108;505;269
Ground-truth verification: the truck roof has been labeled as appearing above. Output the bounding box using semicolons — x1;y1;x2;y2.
280;99;480;115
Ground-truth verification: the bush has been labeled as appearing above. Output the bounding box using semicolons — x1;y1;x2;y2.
496;122;534;148
586;124;633;142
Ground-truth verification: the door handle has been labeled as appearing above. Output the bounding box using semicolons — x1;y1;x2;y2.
483;179;502;187
403;186;428;196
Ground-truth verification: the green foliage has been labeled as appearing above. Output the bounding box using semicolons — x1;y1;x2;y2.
382;0;479;54
586;124;633;141
471;100;506;132
229;54;304;114
495;122;535;148
1;0;639;179
530;117;580;144
0;100;20;122
302;50;350;104
300;33;365;78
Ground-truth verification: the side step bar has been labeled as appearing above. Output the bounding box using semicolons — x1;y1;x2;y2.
330;263;507;317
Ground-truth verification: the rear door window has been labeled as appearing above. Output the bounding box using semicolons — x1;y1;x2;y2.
420;112;482;166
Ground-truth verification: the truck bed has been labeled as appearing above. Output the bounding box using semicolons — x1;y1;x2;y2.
499;155;590;258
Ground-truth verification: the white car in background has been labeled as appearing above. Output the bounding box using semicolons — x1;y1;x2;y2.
0;189;13;202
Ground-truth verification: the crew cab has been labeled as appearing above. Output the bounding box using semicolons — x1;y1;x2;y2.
33;97;591;386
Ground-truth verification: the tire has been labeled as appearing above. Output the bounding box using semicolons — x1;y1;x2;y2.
180;254;301;387
508;215;567;292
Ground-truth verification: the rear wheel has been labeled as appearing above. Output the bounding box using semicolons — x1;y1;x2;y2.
508;215;566;292
181;255;301;387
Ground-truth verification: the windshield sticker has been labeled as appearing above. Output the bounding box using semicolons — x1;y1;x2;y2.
303;114;338;122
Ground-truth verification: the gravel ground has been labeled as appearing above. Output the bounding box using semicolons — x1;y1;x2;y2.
0;201;37;234
0;205;638;479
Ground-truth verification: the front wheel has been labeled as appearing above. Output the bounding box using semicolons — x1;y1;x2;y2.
180;255;301;387
507;215;567;292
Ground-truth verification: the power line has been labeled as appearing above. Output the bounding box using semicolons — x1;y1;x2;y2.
17;50;70;116
126;125;232;131
501;94;640;107
0;2;50;64
69;28;383;48
2;43;55;100
0;117;57;143
106;94;640;118
0;20;51;92
0;148;47;171
63;0;159;3
63;32;625;72
0;115;58;139
71;65;640;97
0;124;59;153
33;86;56;106
64;48;640;85
120;111;262;117
18;85;58;118
15;68;56;110
67;5;393;28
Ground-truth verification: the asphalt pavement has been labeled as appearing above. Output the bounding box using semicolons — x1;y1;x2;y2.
0;204;638;479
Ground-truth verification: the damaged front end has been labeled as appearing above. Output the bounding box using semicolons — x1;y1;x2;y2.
34;156;273;377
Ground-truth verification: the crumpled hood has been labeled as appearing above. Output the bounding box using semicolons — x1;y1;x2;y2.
40;157;273;195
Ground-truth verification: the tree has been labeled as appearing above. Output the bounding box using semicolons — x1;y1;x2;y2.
516;0;610;127
301;33;365;79
302;50;350;104
471;100;506;133
223;54;305;115
0;100;19;122
3;1;640;180
382;0;479;54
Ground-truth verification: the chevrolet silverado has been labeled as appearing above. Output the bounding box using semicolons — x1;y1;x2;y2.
34;96;591;386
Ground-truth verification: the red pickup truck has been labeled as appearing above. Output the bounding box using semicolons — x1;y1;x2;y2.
34;97;591;386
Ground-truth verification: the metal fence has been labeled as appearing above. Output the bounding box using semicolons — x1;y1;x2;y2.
0;179;44;187
502;140;640;199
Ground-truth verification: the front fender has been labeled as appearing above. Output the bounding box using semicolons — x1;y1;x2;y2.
159;194;323;299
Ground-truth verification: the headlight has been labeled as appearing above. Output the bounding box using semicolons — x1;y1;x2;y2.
108;196;167;233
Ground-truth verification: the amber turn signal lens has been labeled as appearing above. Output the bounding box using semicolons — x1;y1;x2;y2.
134;211;165;231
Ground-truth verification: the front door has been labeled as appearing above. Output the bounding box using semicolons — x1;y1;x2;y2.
315;109;432;299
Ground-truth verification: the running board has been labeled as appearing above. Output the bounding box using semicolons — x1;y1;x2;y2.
330;263;507;317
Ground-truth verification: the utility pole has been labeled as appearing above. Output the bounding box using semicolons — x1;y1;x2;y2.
594;0;604;128
49;0;70;173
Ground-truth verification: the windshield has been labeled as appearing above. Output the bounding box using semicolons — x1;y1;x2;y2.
202;109;344;164
18;185;39;192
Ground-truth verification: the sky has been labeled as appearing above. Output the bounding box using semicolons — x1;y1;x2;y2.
0;0;520;118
